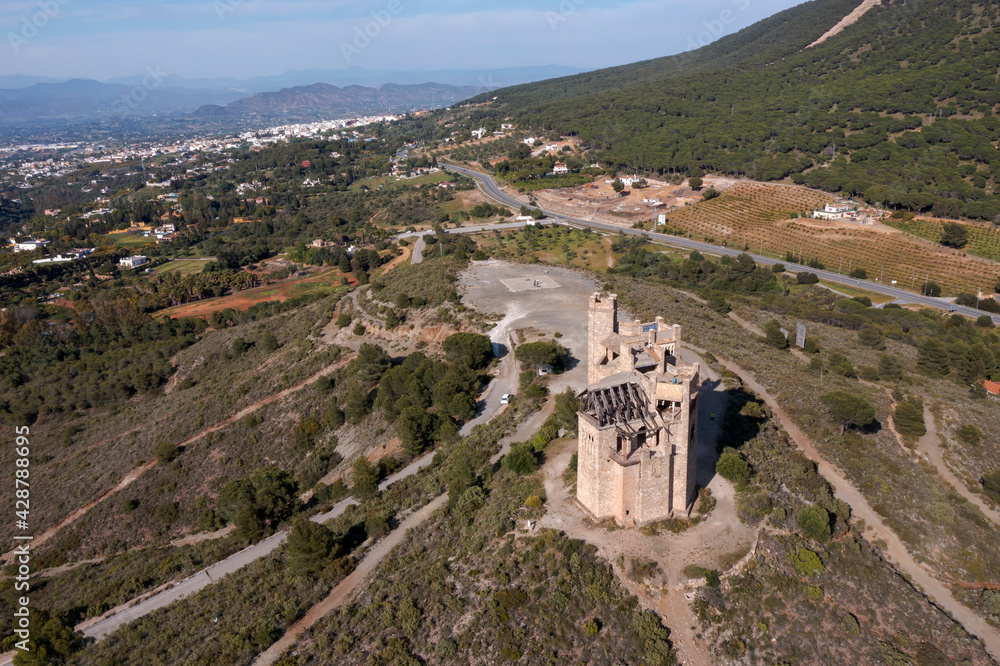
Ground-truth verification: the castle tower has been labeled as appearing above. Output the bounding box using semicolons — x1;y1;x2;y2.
577;294;700;526
587;293;617;386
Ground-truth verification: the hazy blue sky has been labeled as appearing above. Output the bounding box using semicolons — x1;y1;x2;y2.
2;0;806;79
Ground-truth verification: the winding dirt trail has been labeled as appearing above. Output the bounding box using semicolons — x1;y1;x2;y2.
252;494;449;666
917;412;1000;527
2;353;357;564
690;345;1000;662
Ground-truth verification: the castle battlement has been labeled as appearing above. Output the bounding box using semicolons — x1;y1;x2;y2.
577;293;700;526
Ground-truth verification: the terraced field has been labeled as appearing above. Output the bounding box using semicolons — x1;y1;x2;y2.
886;217;1000;263
655;182;998;295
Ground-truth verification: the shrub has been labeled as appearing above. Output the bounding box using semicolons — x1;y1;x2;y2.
982;470;1000;504
155;502;180;526
957;424;982;446
820;391;875;433
716;447;750;487
771;263;785;273
285;518;339;576
351;457;379;500
858;327;885;349
797;272;819;284
443;332;494;370
525;495;544;508
231;337;252;357
336;313;352;328
503;443;538;475
849;268;867;279
827;353;856;378
764;320;789;349
789;546;824;575
878;354;903;380
705;569;721;588
260;332;280;352
120;498;139;513
352;322;366;336
797;504;832;542
155;442;178;466
894;399;926;437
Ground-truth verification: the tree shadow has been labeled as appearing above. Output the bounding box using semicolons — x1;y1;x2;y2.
861;418;883;435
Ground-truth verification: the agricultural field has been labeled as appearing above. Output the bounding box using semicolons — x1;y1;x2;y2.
153;258;214;276
886;217;1000;263
638;182;997;295
108;233;157;250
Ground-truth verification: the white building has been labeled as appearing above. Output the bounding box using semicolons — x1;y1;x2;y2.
32;249;92;265
552;163;569;175
10;238;50;253
119;255;149;269
813;202;855;220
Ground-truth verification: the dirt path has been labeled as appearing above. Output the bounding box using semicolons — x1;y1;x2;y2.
2;353;357;564
692;346;1000;662
917;412;1000;526
807;0;881;48
170;525;236;548
252;493;449;666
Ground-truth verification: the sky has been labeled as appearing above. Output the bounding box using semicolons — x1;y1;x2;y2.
1;0;807;80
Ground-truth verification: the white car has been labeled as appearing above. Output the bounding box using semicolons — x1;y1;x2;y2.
500;393;514;404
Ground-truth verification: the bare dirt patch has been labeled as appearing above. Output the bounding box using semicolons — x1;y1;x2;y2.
157;269;353;319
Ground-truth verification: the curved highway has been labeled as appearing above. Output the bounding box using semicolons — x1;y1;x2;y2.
443;164;1000;325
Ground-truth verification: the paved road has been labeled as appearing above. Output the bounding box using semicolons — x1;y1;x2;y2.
442;164;1000;325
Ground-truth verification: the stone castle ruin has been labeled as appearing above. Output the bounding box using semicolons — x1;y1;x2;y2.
576;293;700;526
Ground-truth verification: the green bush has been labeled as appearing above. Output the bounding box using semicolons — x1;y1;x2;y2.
705;569;721;588
503;443;538;475
789;546;824;576
957;424;982;446
155;442;178;466
716;447;750;487
797;504;832;542
982;470;1000;504
894;399;926;438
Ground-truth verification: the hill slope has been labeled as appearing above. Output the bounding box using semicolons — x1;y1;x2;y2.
464;0;1000;221
196;82;483;122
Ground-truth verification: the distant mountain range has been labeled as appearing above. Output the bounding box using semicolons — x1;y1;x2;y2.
102;65;586;94
193;82;484;121
0;65;584;134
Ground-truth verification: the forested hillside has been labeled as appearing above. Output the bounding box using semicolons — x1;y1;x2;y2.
462;0;1000;221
